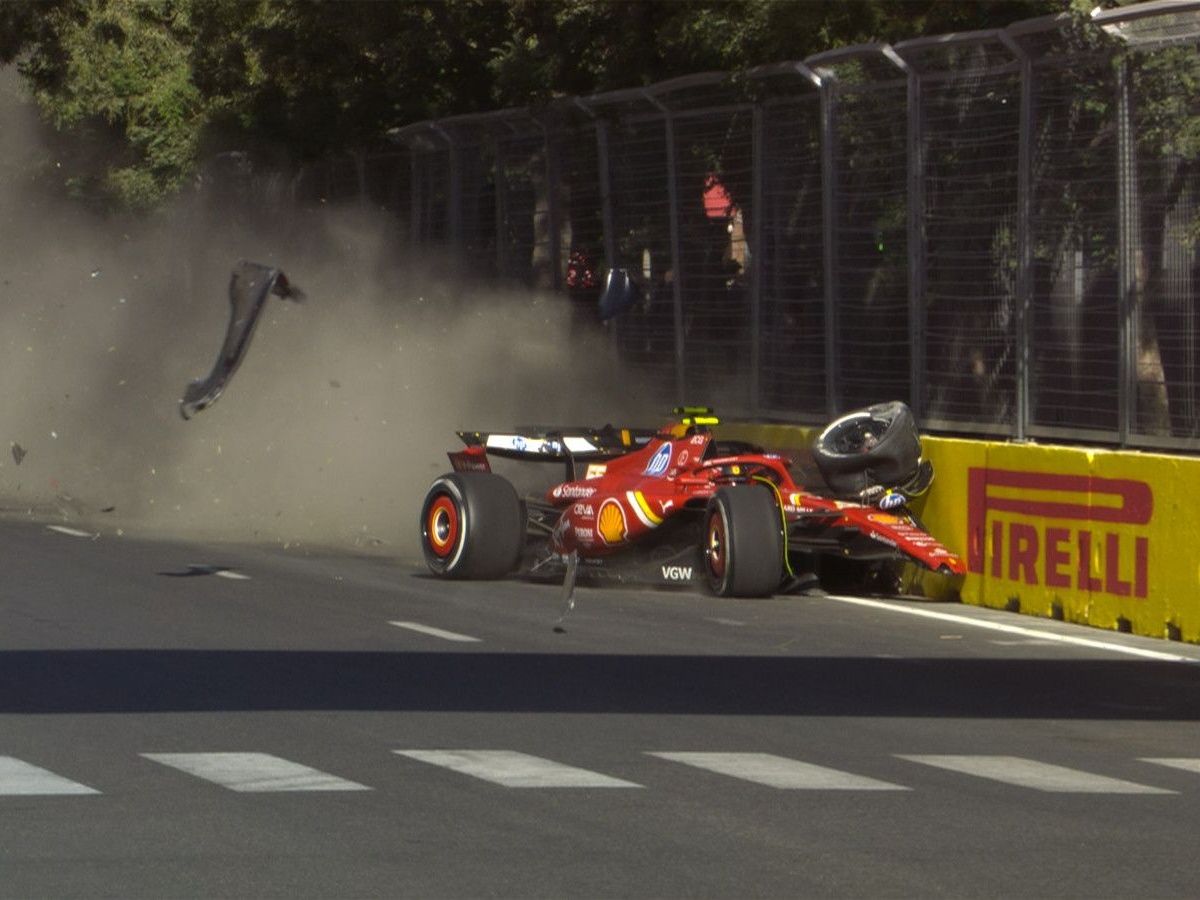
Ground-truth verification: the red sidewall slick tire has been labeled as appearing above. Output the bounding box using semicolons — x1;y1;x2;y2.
425;495;460;560
703;486;783;598
705;511;729;584
419;472;524;579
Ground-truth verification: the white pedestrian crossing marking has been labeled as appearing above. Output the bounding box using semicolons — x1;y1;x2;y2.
5;749;1195;799
1141;758;1200;774
141;753;370;792
898;755;1174;794
0;756;99;796
394;750;642;788
648;752;909;791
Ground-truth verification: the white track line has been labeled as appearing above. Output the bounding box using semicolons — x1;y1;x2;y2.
389;621;481;643
826;594;1196;663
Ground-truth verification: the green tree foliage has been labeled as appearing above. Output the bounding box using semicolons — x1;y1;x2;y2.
0;0;513;208
486;1;1063;103
1;0;1062;211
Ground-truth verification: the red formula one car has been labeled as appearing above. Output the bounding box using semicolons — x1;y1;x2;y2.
418;403;966;601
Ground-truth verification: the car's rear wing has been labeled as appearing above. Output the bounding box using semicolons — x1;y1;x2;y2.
450;426;658;480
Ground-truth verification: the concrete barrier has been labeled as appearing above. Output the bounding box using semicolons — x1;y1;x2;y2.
717;421;1198;644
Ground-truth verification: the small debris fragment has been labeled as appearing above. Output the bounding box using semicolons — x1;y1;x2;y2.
353;530;388;547
11;443;25;465
160;564;251;580
46;525;99;540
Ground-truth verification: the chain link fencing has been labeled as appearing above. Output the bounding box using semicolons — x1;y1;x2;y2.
296;3;1200;451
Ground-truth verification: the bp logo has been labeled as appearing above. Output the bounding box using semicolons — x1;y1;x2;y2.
644;442;672;476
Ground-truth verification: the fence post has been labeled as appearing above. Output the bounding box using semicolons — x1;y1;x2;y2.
646;91;687;404
429;124;462;250
492;134;508;277
1116;56;1137;446
998;30;1034;442
887;47;925;421
584;104;623;365
1014;43;1033;443
817;73;840;418
534;116;563;292
750;103;765;416
388;125;435;247
546;125;563;292
591;115;617;272
408;150;423;248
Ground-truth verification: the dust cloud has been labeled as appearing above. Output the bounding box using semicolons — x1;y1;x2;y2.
0;68;666;559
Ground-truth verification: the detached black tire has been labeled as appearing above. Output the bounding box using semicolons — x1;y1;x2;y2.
419;472;524;579
812;400;921;497
703;486;784;598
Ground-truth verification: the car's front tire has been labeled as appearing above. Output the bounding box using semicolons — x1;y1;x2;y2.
419;472;524;579
812;400;922;497
703;486;784;597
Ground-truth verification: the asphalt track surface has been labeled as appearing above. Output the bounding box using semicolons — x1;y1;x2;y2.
2;516;1200;898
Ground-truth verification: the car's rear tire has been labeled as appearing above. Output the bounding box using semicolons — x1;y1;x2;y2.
703;486;784;598
812;400;921;497
420;472;524;579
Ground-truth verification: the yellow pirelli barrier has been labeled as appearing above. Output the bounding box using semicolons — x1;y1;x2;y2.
718;421;1199;644
922;437;1197;643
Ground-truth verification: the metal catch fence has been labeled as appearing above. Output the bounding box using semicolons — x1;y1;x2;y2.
315;2;1200;451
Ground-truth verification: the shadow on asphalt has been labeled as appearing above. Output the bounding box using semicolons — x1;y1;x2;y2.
1;650;1197;719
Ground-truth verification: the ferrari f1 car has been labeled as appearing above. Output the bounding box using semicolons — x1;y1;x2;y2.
418;402;966;600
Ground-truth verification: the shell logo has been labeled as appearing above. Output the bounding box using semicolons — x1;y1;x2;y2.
597;498;628;545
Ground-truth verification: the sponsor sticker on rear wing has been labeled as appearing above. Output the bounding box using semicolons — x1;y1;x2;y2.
455;428;654;461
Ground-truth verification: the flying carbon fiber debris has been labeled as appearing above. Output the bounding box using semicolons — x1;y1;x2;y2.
180;261;305;420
